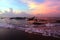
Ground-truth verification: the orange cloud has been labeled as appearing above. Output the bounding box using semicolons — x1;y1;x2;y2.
20;0;60;17
26;0;60;15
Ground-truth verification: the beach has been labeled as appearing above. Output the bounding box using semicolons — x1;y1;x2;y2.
0;28;60;40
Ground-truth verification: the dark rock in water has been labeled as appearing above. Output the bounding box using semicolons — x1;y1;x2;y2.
10;17;26;20
33;22;45;25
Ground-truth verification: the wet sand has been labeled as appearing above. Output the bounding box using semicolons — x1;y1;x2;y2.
0;28;60;40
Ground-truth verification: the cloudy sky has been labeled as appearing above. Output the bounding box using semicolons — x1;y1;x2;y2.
0;0;60;17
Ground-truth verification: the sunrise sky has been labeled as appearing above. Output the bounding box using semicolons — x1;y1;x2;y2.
0;0;60;17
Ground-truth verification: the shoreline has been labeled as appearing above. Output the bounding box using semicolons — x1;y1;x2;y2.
0;28;60;40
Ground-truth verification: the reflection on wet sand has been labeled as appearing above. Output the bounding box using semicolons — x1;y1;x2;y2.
0;28;60;40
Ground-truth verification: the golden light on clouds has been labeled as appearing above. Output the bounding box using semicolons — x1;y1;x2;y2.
30;4;48;14
28;2;37;9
